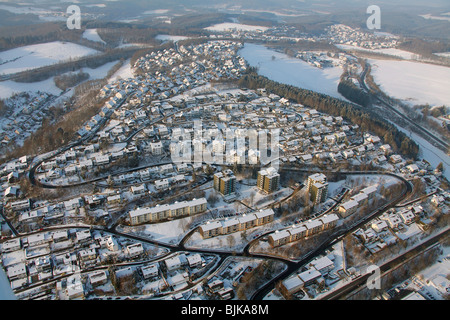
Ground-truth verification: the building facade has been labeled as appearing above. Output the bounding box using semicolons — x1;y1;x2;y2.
307;173;328;204
199;209;275;239
129;198;207;225
214;169;236;195
257;167;280;193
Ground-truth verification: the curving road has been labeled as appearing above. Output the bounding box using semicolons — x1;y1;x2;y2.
359;64;449;151
249;169;412;300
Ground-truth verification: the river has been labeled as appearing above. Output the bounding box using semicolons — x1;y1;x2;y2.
0;266;16;300
238;43;346;101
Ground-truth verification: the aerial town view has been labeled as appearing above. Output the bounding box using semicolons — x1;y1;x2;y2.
0;0;448;312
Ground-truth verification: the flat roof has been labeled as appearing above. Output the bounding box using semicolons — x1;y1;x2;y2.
340;199;359;210
269;229;290;241
254;208;274;219
130;198;206;218
319;214;339;224
298;268;321;283
200;220;223;232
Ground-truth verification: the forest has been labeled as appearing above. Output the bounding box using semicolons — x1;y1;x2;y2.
0;99;6;117
9;46;137;83
54;70;90;91
238;69;419;159
337;78;372;108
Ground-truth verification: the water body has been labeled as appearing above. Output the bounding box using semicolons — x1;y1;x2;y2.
239;43;449;177
0;267;16;300
238;43;346;101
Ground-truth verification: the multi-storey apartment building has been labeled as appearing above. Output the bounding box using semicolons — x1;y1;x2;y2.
307;173;328;204
199;209;275;239
214;169;236;196
257;167;280;193
129;198;207;225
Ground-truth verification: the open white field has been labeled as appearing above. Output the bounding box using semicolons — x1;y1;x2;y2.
368;59;450;107
0;41;99;75
205;22;269;32
435;52;450;58
336;44;418;60
82;29;106;44
239;43;346;100
155;34;190;42
0;60;120;99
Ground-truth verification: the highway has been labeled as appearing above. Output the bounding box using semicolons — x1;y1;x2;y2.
10;163;416;300
249;169;413;300
359;65;449;151
319;228;450;300
14;70;436;300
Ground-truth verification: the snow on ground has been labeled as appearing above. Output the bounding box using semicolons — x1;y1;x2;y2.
434;52;450;58
108;59;134;83
368;59;450;107
0;60;120;99
83;60;121;79
396;223;422;240
412;245;450;299
238;184;293;210
0;42;99;75
0;4;65;21
85;4;107;8
336;44;417;60
419;14;450;22
387;119;450;181
240;9;310;18
121;217;191;245
155;35;190;42
116;43;153;49
82;29;106;44
205;23;269;32
327;180;347;197
239;43;346;101
144;9;169;15
0;78;62;99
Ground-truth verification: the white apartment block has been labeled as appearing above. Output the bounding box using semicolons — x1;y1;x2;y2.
129;198;207;225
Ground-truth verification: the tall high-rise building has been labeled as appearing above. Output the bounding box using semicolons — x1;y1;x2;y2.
257;167;280;193
307;173;328;204
214;169;236;195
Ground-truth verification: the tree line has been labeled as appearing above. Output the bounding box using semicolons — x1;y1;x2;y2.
0;99;6;117
238;69;419;159
54;70;90;91
337;78;372;107
10;47;137;83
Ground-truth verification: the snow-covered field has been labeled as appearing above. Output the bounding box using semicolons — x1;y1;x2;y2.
205;23;269;32
239;43;346;100
82;29;106;44
0;60;121;99
0;4;66;21
336;44;418;60
107;59;134;83
0;42;99;75
368;59;450;107
144;9;169;15
419;13;450;22
0;78;61;99
434;52;450;58
389;119;450;181
155;35;190;42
